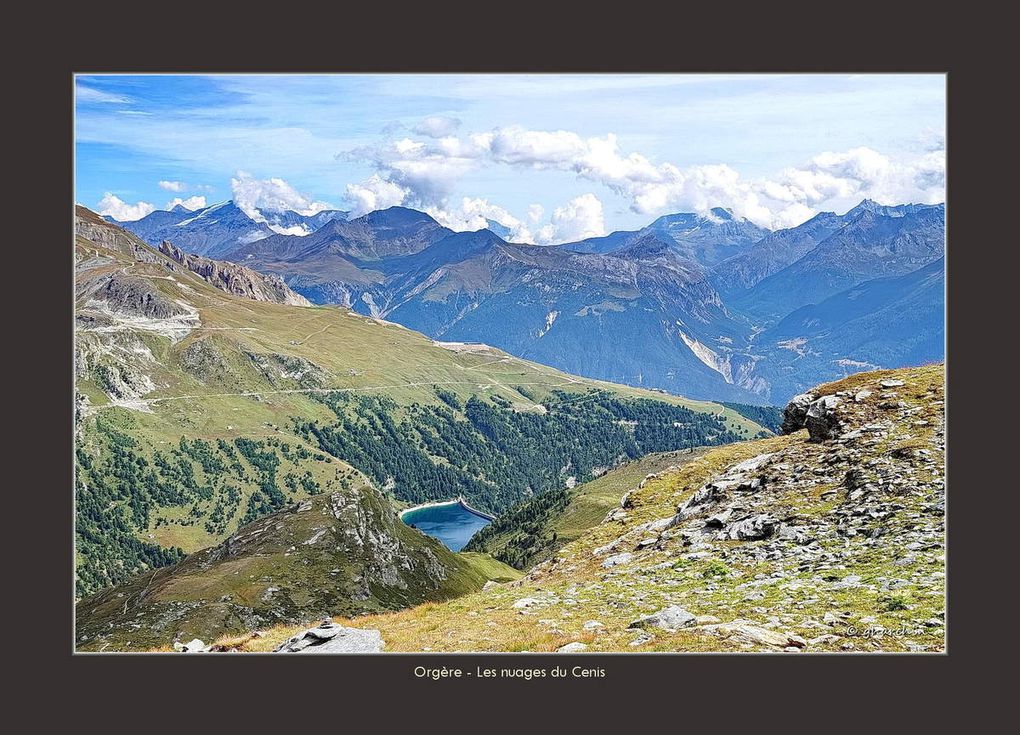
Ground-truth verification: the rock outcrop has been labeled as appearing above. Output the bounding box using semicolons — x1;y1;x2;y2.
781;392;815;434
159;241;311;306
782;392;842;442
805;395;841;442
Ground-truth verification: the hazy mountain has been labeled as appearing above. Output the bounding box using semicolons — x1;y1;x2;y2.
710;211;845;297
564;207;768;267
114;200;350;259
728;201;944;321
753;258;945;398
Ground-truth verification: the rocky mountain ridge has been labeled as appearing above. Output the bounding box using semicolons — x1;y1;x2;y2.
158;240;311;306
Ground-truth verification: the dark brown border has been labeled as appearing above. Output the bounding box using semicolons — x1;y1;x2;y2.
11;1;1005;727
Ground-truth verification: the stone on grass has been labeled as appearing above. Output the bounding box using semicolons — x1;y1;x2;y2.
275;619;383;653
557;642;589;653
628;605;696;632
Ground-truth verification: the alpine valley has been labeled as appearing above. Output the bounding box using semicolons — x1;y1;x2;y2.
74;208;770;650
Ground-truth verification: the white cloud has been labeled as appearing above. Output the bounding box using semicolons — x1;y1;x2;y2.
96;193;155;221
166;196;207;211
342;124;946;229
75;84;129;104
268;224;311;236
538;193;605;244
413;116;462;138
344;175;409;217
159;180;186;192
426;197;534;243
230;171;333;223
416;194;607;245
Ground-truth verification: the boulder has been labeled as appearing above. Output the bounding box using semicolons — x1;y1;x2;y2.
174;638;208;653
805;395;841;442
602;552;635;569
275;619;383;653
628;605;696;632
719;514;780;541
781;393;815;434
699;620;805;650
557;642;589;653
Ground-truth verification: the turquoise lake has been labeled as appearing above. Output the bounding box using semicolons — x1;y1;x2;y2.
400;502;492;552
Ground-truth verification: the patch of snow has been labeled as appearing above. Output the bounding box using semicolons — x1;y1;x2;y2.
238;230;269;245
360;293;381;318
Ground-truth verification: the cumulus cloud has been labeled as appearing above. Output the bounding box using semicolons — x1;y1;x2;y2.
341;121;946;229
230;171;333;223
536;194;605;244
422;194;606;246
413;115;462;138
96;193;155;221
268;224;311;236
166;196;207;211
344;175;410;217
425;197;534;243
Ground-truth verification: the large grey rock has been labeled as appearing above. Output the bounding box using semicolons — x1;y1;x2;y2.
805;395;841;442
698;620;807;650
781;393;815;434
628;605;697;632
174;638;208;653
275;619;383;653
719;514;780;541
602;552;635;568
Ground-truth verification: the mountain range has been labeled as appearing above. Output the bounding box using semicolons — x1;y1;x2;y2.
107;200;350;258
114;198;945;404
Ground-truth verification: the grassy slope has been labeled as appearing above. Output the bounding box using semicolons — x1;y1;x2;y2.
228;364;945;653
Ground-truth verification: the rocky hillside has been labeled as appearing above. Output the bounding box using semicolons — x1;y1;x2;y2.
75;482;518;651
226;364;944;653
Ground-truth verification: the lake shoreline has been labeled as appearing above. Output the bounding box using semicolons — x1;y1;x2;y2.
399;496;496;523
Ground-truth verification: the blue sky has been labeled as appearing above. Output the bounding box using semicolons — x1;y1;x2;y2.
75;74;945;242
